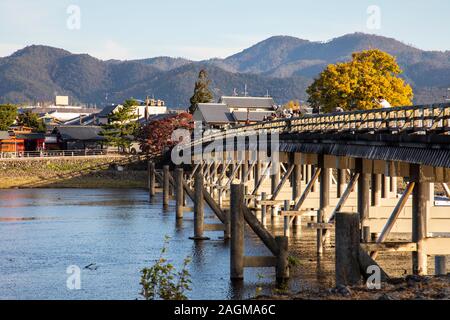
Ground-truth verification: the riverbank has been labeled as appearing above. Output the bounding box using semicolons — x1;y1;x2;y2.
0;155;147;189
257;275;450;300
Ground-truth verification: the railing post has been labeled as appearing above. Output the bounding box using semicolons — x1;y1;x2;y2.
175;168;184;220
163;165;170;208
335;211;362;286
230;183;244;280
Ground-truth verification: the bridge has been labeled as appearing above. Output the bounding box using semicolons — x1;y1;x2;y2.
149;103;450;287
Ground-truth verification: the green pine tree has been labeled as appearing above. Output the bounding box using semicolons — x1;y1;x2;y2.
189;69;214;114
101;99;139;151
17;111;46;132
0;104;18;131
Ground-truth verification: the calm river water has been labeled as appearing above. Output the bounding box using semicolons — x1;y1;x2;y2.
0;188;334;300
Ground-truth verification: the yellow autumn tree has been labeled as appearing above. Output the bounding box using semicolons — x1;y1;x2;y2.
306;49;413;112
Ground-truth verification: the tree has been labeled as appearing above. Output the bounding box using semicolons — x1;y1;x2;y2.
189;69;214;114
306;49;413;112
101;99;139;150
0;104;18;130
17;111;46;132
284;100;301;110
138;112;193;157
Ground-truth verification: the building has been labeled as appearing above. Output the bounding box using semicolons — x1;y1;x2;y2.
96;99;167;125
193;103;235;129
0;131;22;153
52;126;106;150
193;96;277;128
0;127;45;153
219;96;276;111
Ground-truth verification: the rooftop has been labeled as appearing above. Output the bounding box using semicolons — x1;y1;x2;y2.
219;96;275;109
53;126;106;141
196;103;235;124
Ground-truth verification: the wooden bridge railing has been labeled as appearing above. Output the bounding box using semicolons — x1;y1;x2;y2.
184;103;450;150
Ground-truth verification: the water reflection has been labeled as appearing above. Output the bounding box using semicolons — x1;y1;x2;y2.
0;188;334;300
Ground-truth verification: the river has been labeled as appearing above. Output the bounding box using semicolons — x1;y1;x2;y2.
0;188;335;300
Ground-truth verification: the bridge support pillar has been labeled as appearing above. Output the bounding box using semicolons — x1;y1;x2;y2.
292;161;302;232
411;164;429;275
311;166;317;192
261;192;267;227
335;211;362;286
337;169;346;198
191;167;209;241
305;165;311;185
163;165;170;208
271;163;280;217
435;256;447;275
390;176;398;198
148;161;155;201
283;200;290;238
356;159;370;241
275;236;289;282
317;155;331;254
175;168;184;219
382;175;390;199
230;183;244;280
371;174;381;207
241;161;248;184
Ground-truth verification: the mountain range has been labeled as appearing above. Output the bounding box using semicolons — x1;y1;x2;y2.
1;33;450;108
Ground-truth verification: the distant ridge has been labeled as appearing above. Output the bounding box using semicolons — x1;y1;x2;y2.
1;33;449;107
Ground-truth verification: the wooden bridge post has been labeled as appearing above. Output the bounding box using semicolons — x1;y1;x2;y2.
305;165;311;185
271;163;280;217
175;168;184;219
335;211;362;286
261;192;267;227
317;155;330;254
148;161;155;201
230;183;244;280
356;159;370;241
311;166;317;192
390;176;398;197
254;160;261;185
283;200;290;237
292;157;302;230
275;236;289;281
337;169;346;198
163;165;170;208
191;167;209;241
371;173;381;207
411;164;429;275
241;160;248;183
382;175;390;199
435;256;447;275
218;163;224;206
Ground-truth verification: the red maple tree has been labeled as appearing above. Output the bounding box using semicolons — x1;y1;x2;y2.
138;112;193;157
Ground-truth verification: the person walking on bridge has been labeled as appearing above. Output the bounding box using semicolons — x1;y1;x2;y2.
377;96;392;109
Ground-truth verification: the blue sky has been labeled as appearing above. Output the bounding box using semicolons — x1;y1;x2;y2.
0;0;449;60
